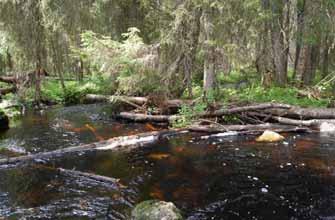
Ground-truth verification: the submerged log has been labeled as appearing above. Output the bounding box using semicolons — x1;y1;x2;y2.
83;94;192;108
58;168;123;189
0;129;188;166
189;123;311;134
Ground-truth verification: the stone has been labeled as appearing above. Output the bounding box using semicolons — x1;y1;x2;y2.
256;130;284;142
131;200;183;220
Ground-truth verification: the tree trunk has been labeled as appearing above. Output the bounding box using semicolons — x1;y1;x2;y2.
256;0;289;87
294;0;319;85
202;7;216;95
271;1;288;86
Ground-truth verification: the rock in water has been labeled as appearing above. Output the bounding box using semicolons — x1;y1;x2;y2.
320;122;335;133
256;130;284;142
131;200;183;220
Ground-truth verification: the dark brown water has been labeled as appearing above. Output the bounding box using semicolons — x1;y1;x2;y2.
1;105;335;219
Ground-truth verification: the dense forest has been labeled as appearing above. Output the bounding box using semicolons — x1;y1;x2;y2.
0;0;334;108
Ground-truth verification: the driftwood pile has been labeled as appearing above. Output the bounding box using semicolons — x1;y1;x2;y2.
84;94;335;132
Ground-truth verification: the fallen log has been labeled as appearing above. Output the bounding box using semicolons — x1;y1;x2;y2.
189;123;311;134
0;87;16;95
0;76;16;84
272;116;335;127
83;94;192;108
116;112;181;123
268;107;335;119
199;102;335;120
0;129;188;166
199;103;292;118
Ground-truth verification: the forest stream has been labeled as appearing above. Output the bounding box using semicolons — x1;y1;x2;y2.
1;104;335;219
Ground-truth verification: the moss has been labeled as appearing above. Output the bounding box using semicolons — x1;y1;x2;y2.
132;200;183;220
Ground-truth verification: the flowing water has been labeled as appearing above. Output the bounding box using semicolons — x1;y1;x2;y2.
1;105;335;219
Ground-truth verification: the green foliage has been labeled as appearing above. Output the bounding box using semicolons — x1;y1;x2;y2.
172;101;207;128
40;75;115;105
239;85;330;107
74;28;164;96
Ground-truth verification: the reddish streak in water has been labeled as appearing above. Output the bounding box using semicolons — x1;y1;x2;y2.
295;139;317;151
85;124;105;141
304;158;330;172
145;123;158;131
174;146;185;153
150;185;165;200
147;153;171;160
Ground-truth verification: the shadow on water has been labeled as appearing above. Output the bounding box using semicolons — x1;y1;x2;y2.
1;105;335;219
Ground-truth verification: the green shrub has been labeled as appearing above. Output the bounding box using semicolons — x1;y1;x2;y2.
239;85;330;107
172;101;207;128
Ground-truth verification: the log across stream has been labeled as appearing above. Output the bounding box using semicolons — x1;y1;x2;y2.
1;104;335;219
